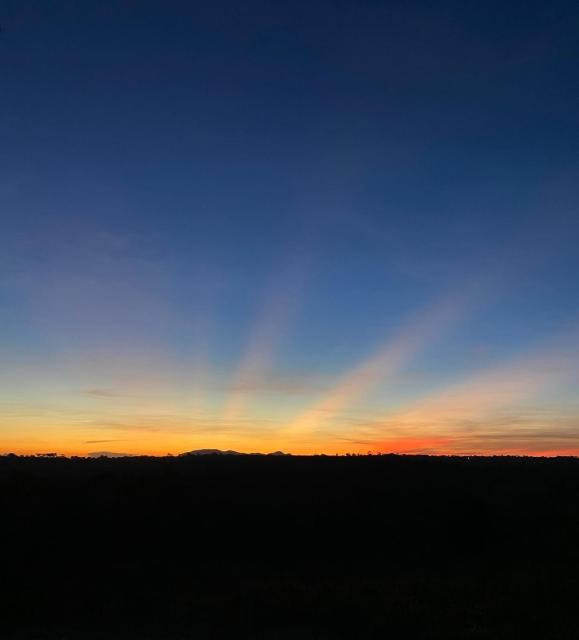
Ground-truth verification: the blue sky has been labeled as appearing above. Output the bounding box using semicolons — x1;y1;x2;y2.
1;0;579;455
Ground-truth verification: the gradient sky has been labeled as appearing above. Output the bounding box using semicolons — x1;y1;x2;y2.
1;0;579;456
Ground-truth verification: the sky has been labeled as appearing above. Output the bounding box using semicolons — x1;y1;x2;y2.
1;0;579;456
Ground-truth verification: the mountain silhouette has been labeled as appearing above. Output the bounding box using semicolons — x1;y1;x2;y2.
179;449;290;456
88;451;134;458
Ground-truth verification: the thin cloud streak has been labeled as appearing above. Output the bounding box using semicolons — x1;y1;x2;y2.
338;412;579;456
347;335;579;453
386;349;578;431
226;371;328;395
84;388;131;398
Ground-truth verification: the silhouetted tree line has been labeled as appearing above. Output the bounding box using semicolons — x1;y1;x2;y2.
2;454;579;639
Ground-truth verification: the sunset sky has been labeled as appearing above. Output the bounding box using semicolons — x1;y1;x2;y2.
1;1;579;456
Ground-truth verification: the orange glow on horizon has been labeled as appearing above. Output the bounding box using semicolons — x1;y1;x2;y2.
4;442;579;458
3;327;578;460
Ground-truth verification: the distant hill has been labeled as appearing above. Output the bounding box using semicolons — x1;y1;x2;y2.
88;451;134;458
179;449;290;456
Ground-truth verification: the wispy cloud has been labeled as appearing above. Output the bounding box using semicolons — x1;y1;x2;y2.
228;372;328;395
382;347;578;431
334;408;579;455
83;388;130;398
338;332;579;454
89;420;161;433
85;414;280;438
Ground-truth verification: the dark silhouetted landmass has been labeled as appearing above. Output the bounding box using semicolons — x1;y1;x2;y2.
179;448;291;456
2;454;579;638
180;447;244;455
87;451;135;458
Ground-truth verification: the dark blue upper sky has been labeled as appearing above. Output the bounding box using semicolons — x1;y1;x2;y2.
1;1;579;454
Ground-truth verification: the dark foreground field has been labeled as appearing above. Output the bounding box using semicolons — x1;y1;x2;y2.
2;454;579;639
